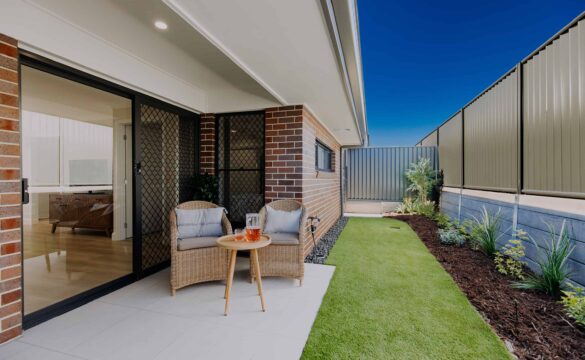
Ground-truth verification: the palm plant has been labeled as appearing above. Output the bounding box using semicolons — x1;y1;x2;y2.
469;207;504;258
404;158;436;203
513;221;575;298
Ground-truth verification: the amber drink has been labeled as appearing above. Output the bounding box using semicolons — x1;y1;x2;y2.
245;213;261;241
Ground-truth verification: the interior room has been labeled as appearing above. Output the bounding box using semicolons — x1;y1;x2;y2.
21;66;134;315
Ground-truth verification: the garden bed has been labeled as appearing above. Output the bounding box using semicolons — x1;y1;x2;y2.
392;214;585;360
305;217;348;264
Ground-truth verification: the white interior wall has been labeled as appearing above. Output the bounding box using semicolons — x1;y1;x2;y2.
61;120;113;186
22;111;116;228
112;109;132;241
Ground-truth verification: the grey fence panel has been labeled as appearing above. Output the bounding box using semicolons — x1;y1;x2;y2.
346;147;438;201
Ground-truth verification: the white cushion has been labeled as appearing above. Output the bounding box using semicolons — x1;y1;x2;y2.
264;206;301;234
175;207;224;239
177;237;218;251
265;232;299;245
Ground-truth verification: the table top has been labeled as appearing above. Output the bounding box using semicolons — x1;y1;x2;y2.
216;234;272;250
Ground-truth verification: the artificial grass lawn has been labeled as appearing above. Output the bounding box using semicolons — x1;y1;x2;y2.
302;217;511;360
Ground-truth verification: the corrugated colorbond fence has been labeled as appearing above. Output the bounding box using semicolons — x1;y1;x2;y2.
344;147;437;201
417;11;585;199
415;12;585;287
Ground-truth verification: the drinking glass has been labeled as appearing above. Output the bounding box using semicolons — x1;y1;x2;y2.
234;229;245;242
245;213;261;241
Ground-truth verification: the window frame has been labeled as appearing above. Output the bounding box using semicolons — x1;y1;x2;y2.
315;139;334;172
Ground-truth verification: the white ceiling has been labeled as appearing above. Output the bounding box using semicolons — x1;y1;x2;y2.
165;0;362;145
10;0;365;145
21;66;131;127
21;0;280;114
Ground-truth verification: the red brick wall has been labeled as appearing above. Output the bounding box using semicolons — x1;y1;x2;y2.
300;108;341;255
265;106;303;203
265;105;341;256
199;113;215;175
0;33;22;344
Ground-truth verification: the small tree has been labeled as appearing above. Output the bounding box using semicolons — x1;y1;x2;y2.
192;173;219;203
405;158;436;203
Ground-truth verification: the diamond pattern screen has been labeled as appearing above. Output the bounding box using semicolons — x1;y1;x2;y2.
217;112;265;227
139;103;196;271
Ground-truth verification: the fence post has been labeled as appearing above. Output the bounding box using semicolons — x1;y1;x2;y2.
512;63;524;233
457;108;465;223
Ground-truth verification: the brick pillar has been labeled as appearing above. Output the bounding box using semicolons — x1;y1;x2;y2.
199;113;215;175
264;105;303;203
0;33;22;343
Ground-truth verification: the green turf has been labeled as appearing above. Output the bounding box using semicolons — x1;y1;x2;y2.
302;217;511;360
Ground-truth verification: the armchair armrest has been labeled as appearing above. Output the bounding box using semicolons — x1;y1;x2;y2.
221;213;233;235
298;207;309;245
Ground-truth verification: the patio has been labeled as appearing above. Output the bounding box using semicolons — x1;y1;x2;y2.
0;259;334;360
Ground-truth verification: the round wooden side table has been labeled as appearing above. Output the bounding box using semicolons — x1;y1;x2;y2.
216;234;271;316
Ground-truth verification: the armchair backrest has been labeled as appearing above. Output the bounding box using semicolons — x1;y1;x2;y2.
259;199;307;237
169;201;232;252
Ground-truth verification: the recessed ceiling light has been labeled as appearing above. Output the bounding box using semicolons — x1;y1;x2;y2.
154;20;168;30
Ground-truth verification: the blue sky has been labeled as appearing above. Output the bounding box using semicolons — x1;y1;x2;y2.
358;1;585;146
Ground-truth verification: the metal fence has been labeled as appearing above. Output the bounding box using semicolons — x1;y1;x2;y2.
417;12;585;199
344;147;438;201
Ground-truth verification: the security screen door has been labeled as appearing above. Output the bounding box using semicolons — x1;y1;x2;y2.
216;112;265;228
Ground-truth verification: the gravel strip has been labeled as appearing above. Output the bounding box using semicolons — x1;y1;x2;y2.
305;217;349;264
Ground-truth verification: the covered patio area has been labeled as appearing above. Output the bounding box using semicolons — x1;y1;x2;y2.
0;260;334;360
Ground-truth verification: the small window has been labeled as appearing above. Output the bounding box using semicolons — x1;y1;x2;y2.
315;140;333;172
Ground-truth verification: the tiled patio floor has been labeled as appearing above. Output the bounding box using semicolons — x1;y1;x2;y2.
1;259;335;360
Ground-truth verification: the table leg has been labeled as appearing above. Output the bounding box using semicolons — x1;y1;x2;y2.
251;249;266;312
225;250;234;299
224;249;237;316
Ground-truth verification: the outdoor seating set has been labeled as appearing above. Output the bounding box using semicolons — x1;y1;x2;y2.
169;199;308;315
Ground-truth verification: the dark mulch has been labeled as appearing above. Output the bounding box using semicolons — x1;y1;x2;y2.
305;217;349;264
392;214;585;360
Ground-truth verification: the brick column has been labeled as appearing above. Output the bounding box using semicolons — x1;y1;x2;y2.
264;106;303;203
0;33;22;343
199;113;215;175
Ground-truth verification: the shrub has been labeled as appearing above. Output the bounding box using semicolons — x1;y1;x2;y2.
439;228;466;246
192;173;218;203
494;229;528;280
412;200;436;218
513;221;575;298
430;169;444;205
561;284;585;328
469;207;504;258
396;197;415;214
433;212;451;229
405;158;436;203
453;219;468;236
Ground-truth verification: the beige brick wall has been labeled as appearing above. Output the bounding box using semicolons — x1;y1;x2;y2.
0;33;22;344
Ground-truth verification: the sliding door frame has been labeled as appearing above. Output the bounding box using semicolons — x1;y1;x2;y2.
133;95;200;278
19;51;200;328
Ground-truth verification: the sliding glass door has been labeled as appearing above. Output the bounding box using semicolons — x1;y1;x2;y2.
20;54;200;327
21;65;134;319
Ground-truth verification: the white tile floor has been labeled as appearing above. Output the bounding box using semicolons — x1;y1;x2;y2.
1;259;335;360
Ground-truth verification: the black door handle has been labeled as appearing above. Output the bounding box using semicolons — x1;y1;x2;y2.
22;178;29;204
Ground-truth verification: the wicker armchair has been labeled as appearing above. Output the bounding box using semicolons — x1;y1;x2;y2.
170;201;232;296
251;199;308;286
